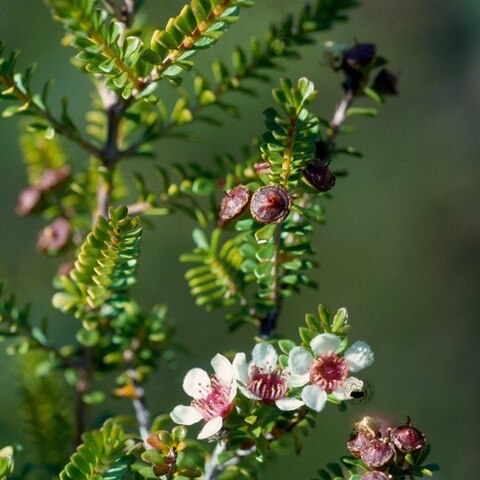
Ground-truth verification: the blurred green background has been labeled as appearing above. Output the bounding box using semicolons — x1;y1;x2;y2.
0;0;479;478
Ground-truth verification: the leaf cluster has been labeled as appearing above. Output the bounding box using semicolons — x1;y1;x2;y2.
60;419;132;480
52;205;142;324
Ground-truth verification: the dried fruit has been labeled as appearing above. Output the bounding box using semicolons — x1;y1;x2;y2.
218;185;251;225
360;438;395;470
361;472;390;480
16;186;42;216
38;166;71;192
253;161;270;176
354;416;381;438
390;423;426;453
37;217;71;254
348;430;374;458
303;160;336;192
250;185;291;224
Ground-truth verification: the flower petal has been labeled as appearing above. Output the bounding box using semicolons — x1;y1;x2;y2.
332;376;364;401
275;397;305;411
287;372;310;388
252;343;278;372
233;352;249;385
344;341;374;373
301;384;327;412
288;346;313;376
197;416;223;440
310;333;342;356
170;405;203;425
183;368;211;399
211;353;234;385
239;384;260;400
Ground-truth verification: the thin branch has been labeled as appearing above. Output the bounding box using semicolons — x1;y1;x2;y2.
259;224;283;339
123;347;152;444
0;73;101;158
327;89;355;150
126;201;152;216
74;348;92;446
204;443;256;480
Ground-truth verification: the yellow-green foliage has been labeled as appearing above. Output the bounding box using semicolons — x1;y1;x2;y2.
20;131;66;185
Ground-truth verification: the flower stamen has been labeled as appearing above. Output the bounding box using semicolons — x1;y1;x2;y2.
309;351;349;393
191;375;232;421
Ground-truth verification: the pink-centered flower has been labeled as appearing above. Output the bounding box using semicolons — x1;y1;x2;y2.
233;343;304;411
170;354;237;439
288;333;374;412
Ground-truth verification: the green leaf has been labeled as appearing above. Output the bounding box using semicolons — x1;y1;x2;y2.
278;339;296;354
255;224;276;244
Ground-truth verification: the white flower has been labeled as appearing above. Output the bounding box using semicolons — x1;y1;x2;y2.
170;354;237;439
233;343;304;411
288;333;374;412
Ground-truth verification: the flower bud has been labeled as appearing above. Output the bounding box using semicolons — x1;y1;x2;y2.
361;472;390;480
389;423;426;453
16;186;42;216
360;438;395;470
37;217;71;254
303;160;336;192
218;185;251;225
250;185;291;224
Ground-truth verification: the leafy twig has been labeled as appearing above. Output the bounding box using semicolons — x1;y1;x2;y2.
0;73;101;158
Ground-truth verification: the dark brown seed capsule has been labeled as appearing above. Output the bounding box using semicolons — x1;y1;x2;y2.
218;185;251;225
250;185;291;224
343;43;376;69
348;431;375;458
16;186;42;216
361;472;390;480
37;217;71;254
303;160;336;192
389;424;426;453
360;438;395;470
38;166;71;192
372;69;399;96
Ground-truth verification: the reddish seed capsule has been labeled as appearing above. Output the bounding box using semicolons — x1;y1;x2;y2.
303;160;336;192
361;472;390;480
16;186;42;216
360;438;395;470
250;185;291;224
390;424;426;453
37;217;71;254
348;431;375;458
218;185;251;225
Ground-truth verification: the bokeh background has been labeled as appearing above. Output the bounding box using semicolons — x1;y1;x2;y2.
0;0;479;478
